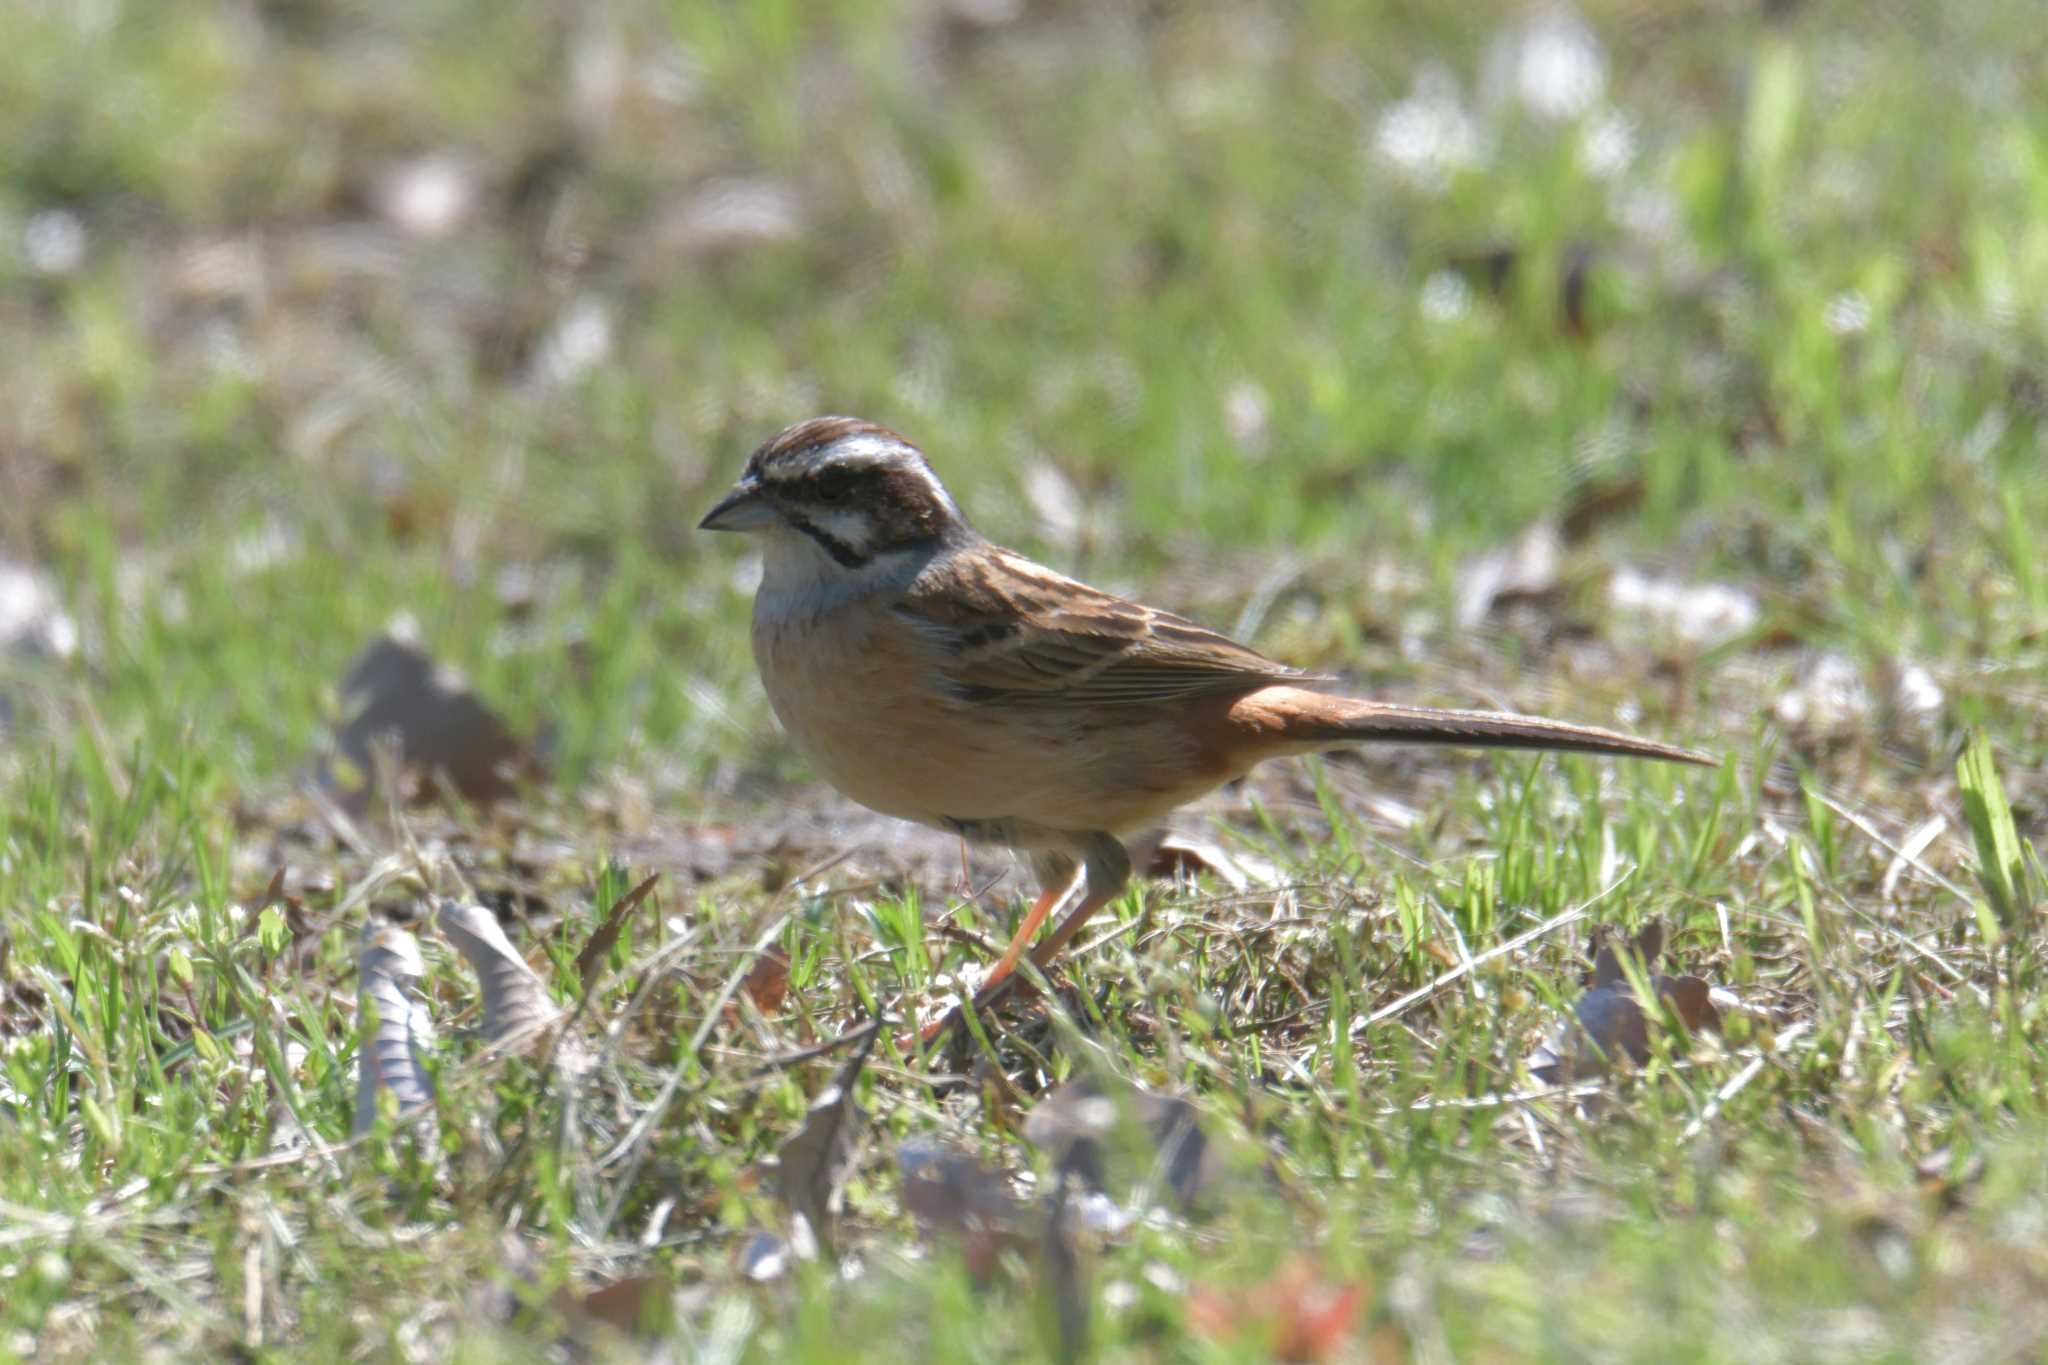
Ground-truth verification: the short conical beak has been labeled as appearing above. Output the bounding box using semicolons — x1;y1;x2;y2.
698;477;775;532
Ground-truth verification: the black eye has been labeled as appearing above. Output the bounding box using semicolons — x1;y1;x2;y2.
813;472;855;504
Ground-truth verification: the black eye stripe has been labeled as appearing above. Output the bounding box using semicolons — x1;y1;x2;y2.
809;468;863;502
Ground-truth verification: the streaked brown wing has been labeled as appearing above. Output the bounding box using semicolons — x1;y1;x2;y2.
899;547;1320;706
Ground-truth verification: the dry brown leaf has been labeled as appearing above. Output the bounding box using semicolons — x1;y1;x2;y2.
322;629;536;813
0;977;49;1039
557;1272;674;1339
739;944;792;1016
1532;923;1726;1083
572;871;661;995
352;926;435;1138
896;1140;1029;1281
1023;1078;1220;1212
436;900;560;1052
1560;473;1646;541
769;1025;876;1254
1043;1170;1091;1359
1129;829;1278;893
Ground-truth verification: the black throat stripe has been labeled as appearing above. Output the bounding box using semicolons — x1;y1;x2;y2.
789;516;866;568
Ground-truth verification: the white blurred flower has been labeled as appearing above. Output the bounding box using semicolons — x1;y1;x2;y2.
1496;8;1607;120
1824;291;1871;336
1580;110;1635;178
374;156;475;240
1223;381;1271;456
1420;270;1473;323
528;297;613;389
23;209;86;276
1609;568;1759;648
1373;66;1482;191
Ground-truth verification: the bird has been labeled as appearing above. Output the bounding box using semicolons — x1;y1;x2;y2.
700;416;1714;1033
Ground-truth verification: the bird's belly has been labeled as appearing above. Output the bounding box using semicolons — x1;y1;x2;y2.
753;611;982;827
752;612;1238;837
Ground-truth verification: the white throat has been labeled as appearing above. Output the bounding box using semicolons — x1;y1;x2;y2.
752;523;935;625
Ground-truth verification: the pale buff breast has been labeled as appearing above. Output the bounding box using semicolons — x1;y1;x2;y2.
751;606;1247;840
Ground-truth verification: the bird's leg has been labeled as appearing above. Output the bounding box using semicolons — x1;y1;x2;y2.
981;853;1084;990
910;836;1132;1051
1025;834;1132;970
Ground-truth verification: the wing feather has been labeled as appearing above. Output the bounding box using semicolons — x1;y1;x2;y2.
899;547;1319;707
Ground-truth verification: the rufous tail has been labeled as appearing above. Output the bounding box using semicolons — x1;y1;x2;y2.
1239;686;1716;766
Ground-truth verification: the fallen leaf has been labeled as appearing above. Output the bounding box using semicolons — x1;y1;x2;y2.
436;900;561;1052
740;944;792;1017
572;871;661;995
560;1272;674;1338
352;926;436;1138
1042;1170;1090;1360
1128;830;1277;893
1588;919;1665;987
322;627;536;813
1531;923;1726;1083
1186;1256;1371;1363
1559;474;1646;542
896;1139;1029;1280
1023;1078;1220;1212
769;1024;876;1254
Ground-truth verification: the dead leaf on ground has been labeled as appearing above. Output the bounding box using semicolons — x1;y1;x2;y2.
1530;921;1728;1083
1023;1077;1222;1213
1042;1170;1091;1360
1560;474;1646;542
320;627;537;814
769;1023;876;1254
352;926;436;1138
572;871;661;995
1128;830;1279;893
896;1139;1030;1281
739;944;792;1016
0;976;49;1039
437;900;561;1052
553;1272;675;1339
1186;1256;1378;1363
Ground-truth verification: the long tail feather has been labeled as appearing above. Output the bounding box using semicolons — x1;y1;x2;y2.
1264;689;1716;766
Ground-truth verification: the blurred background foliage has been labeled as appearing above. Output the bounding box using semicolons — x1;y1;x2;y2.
0;0;2044;785
4;4;2048;1357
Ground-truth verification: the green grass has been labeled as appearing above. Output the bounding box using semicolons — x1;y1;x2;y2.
3;0;2048;1359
